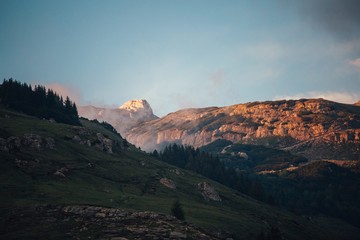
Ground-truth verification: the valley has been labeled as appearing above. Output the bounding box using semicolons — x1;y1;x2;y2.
1;80;360;239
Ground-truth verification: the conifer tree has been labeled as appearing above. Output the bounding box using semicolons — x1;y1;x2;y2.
171;200;185;220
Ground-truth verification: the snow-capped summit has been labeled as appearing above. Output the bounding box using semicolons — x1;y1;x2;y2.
119;99;153;115
78;99;157;136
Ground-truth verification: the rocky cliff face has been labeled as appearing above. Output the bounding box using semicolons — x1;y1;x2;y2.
124;99;360;159
78;99;158;136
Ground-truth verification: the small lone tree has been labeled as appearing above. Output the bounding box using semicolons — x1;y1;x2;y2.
171;199;185;220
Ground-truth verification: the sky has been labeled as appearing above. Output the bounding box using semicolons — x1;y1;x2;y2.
1;0;360;116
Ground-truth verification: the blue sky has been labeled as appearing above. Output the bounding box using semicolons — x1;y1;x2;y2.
1;0;360;116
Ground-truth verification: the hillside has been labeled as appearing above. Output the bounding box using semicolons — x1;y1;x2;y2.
200;139;360;227
1;106;360;239
125;98;360;160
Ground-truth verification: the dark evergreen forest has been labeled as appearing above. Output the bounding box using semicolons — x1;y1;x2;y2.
0;79;80;125
152;144;270;204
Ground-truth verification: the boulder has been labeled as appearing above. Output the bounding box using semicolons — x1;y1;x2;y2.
160;178;176;189
72;135;81;143
0;137;9;152
7;136;21;151
96;133;113;153
197;182;221;201
22;133;42;149
53;167;69;178
45;137;55;149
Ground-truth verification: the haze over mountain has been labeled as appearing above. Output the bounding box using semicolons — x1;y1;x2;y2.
78;99;158;135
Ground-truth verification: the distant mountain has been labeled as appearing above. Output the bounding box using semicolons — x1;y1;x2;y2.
125;98;360;160
78;99;158;135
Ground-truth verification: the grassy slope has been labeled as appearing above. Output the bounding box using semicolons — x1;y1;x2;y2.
0;107;359;240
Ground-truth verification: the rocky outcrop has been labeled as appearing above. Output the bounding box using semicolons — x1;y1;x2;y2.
95;133;113;153
22;133;42;149
197;182;221;202
124;99;360;159
0;134;55;152
53;167;69;178
68;126;116;153
5;136;21;151
1;205;227;239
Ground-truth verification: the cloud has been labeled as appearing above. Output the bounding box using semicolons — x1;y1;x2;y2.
275;91;360;104
42;82;83;105
211;70;225;87
207;70;225;97
243;42;286;61
303;0;360;40
349;58;360;68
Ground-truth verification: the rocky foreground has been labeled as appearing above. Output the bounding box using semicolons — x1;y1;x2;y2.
0;205;230;240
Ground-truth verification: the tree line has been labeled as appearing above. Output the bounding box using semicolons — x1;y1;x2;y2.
0;78;80;125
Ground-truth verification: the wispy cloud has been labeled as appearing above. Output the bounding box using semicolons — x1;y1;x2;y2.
42;82;83;105
207;70;225;97
349;58;360;68
275;91;360;104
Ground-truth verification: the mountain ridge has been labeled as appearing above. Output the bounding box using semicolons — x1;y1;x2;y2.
123;98;360;160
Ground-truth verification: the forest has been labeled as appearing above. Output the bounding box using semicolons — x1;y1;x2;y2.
152;144;271;205
0;79;80;125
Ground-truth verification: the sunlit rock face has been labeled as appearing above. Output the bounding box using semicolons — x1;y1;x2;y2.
78;99;158;136
125;99;360;160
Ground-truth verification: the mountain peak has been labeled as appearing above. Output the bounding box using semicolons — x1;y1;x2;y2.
119;99;153;114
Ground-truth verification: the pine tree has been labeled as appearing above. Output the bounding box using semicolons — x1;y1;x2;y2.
171;200;185;220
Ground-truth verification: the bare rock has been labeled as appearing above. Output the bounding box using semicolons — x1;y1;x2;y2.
45;137;55;149
0;137;9;152
96;133;113;153
72;135;81;143
54;167;69;178
15;158;28;168
169;168;184;176
237;152;248;159
72;126;91;137
160;178;176;189
197;182;221;202
22;134;43;149
1;134;55;152
4;205;229;239
7;136;21;151
170;231;187;238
